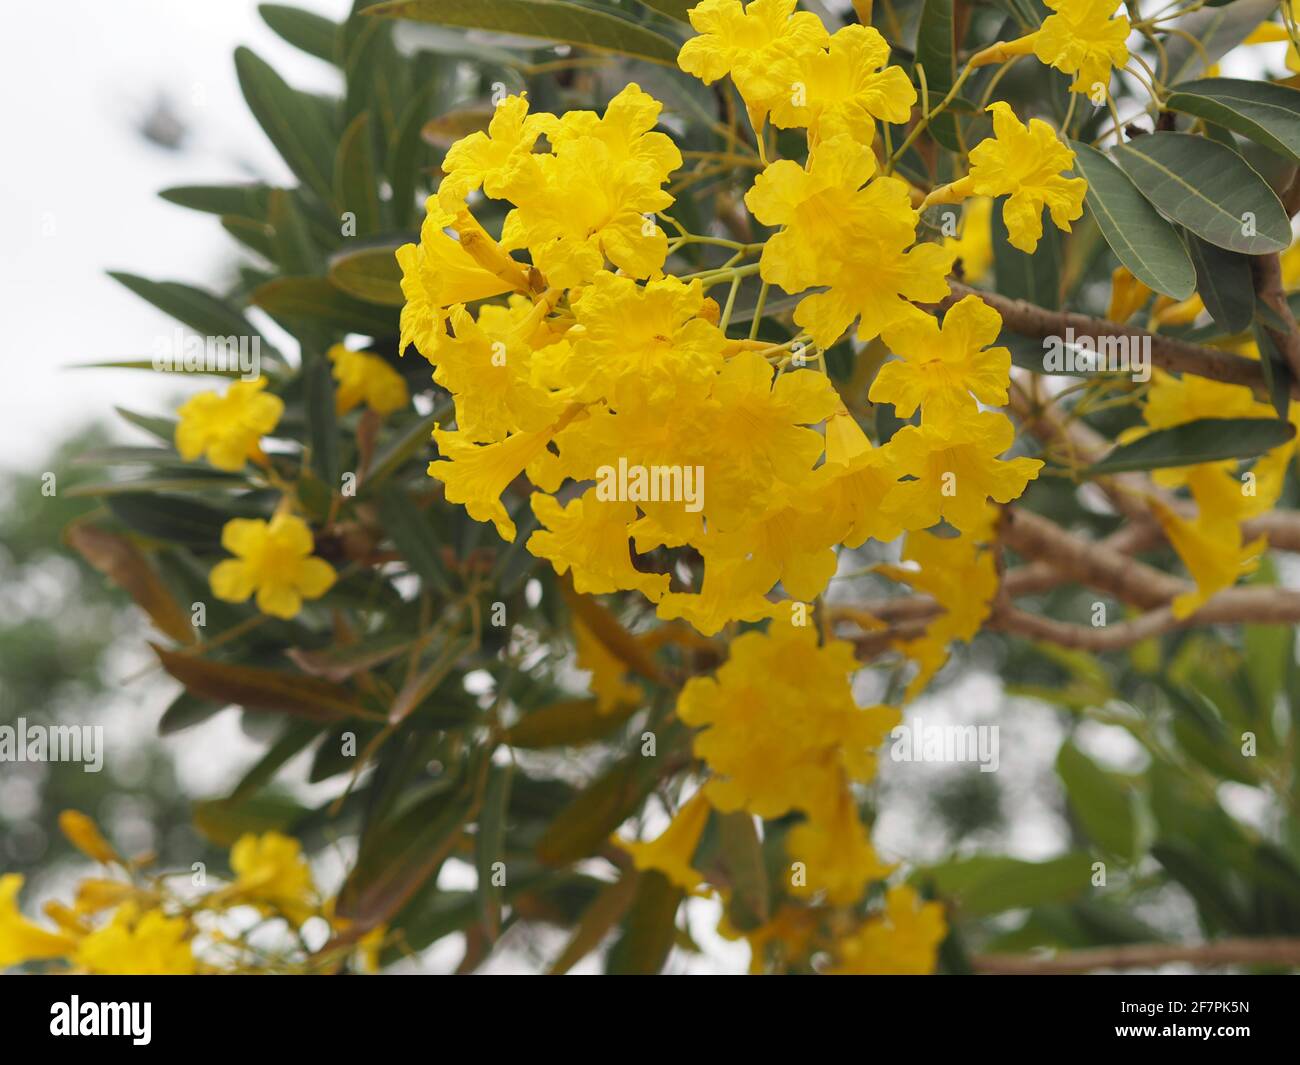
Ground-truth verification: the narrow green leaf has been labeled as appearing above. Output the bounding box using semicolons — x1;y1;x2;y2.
1163;0;1283;84
917;853;1092;916
388;84;437;228
536;757;657;866
305;355;341;486
1110;132;1290;255
916;0;959;151
1166;77;1300;164
1085;417;1296;476
335;112;383;236
718;811;769;930
605;870;682;974
1070;141;1195;300
253;276;400;336
992;195;1061;309
159;690;225;736
104;493;233;546
259;3;341;63
1185;231;1255;334
364;0;680;66
160;184;271;217
476;763;513;939
235;46;338;199
377;483;452;594
228;721;321;803
1057;741;1137;861
506;698;637;748
636;0;692;21
363;400;451;490
108;272;277;357
268;189;319;275
328;243;405;305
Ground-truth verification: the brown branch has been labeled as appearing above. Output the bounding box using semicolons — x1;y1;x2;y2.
989;586;1300;651
974;937;1300;974
948;281;1296;399
1250;251;1300;383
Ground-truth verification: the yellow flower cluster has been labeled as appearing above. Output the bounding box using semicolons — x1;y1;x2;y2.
396;3;1048;645
0;815;374;975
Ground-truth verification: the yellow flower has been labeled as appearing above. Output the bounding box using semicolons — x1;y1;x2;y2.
614;791;712;893
746;135;912;296
575;617;642;713
437;92;557;209
58;809;118;864
1152;468;1269;620
656;542;781;636
878;527;999;699
226;831;317;927
809;410;904;548
970;0;1130;97
75;903;195;975
328;345;409;416
1033;0;1132;96
1108;265;1152;323
175;376;283;471
553;272;726;408
786;782;892;905
827;884;947;974
925;102;1086;254
209;513;337;619
872;296;1011;423
943;196;993;283
676;623;900;820
396;201;515;358
768;24;917;145
431;419;569;542
0;874;78;969
431;298;564;444
498;84;681;288
885;411;1044;533
722;903;819;974
528;489;671;602
677;0;830;127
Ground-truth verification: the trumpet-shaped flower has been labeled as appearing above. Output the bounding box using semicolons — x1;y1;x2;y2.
328;345;409;416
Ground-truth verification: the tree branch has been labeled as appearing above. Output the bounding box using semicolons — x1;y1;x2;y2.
974;937;1300;973
948;281;1296;399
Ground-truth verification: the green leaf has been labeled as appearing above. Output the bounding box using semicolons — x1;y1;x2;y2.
115;407;178;443
151;643;372;722
287;631;416;682
1084;417;1296;476
268;189;319;275
718;810;769;930
228;721;321;803
253;276;399;336
1163;0;1283;85
160;184;271;217
364;0;680;66
221;215;278;262
335;112;383;236
388;84;437;228
108;272;277;358
992;195;1061;309
917;853;1092;916
915;0;959;152
536;756;658;865
234;46;338;199
1185;232;1255;334
637;0;692;22
305;355;341;486
259;3;341;63
1166;77;1300;164
327;243;405;305
476;763;513;939
506;697;637;748
363;400;451;490
1252;317;1295;417
1057;741;1137;861
1110;132;1290;255
377;483;452;595
105;493;233;546
1070;141;1195;300
159;690;225;736
193;794;310;846
605;870;682;974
